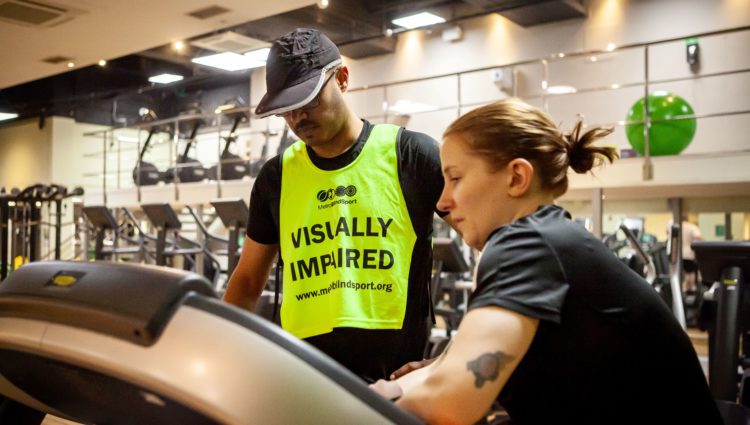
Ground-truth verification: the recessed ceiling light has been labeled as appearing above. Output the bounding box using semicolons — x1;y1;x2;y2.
192;51;265;71
547;85;577;94
0;112;19;121
67;62;75;68
148;73;184;84
243;47;270;62
392;12;445;29
98;59;107;66
174;41;185;51
116;135;140;143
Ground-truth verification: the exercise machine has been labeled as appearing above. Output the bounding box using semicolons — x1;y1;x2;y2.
693;241;750;418
620;223;686;328
428;237;471;358
164;116;207;184
209;198;248;277
185;205;230;287
82;206;151;262
0;261;422;424
604;223;686;328
140;203;222;287
0;187;15;280
208;110;250;181
1;184;83;281
132;125;171;187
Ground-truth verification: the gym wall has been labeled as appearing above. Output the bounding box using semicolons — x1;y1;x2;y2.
0;119;52;188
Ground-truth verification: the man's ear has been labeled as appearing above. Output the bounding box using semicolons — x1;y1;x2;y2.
337;66;350;92
507;158;534;197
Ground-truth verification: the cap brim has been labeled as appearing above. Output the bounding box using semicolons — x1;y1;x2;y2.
255;59;341;118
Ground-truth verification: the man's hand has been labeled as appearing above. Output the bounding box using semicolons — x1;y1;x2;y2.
390;358;437;380
370;379;403;400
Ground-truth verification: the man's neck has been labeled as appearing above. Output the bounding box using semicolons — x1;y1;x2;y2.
310;114;364;158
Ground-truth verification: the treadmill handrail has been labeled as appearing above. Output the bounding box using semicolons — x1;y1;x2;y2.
120;208;157;242
185;206;229;244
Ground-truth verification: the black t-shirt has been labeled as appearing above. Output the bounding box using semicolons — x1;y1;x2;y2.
471;205;721;424
247;119;446;381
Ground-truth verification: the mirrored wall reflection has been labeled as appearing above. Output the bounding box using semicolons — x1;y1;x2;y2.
558;197;750;243
81;108;267;193
344;27;750;161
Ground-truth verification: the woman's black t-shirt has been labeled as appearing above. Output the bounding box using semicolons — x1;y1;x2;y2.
471;205;721;424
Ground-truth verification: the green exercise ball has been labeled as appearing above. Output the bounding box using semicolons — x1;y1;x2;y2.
625;91;696;156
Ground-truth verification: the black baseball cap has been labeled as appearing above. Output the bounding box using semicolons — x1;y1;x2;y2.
255;28;342;118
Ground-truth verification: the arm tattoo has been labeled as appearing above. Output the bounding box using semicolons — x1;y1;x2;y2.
466;351;513;388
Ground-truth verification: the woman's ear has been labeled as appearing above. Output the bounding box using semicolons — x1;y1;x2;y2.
507;158;534;197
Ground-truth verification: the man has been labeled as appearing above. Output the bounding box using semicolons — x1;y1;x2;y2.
223;28;451;382
680;217;703;293
667;216;704;293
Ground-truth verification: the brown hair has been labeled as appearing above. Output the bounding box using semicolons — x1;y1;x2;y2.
444;98;617;197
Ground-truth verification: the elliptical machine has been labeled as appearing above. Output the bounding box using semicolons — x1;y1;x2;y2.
132;109;172;187
208;108;250;181
164;114;207;184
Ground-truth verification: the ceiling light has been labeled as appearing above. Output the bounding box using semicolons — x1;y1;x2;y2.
116;135;140;143
215;104;234;114
191;31;269;53
67;62;75;68
98;59;107;66
243;47;270;62
215;96;248;114
148;73;184;84
387;99;438;115
0;112;19;121
316;0;329;9
392;12;445;29
192;52;265;71
174;41;185;51
607;42;616;51
547;85;577;94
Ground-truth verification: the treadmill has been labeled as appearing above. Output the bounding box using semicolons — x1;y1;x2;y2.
0;260;422;425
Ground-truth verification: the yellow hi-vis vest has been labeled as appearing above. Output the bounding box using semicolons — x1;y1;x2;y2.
279;124;416;339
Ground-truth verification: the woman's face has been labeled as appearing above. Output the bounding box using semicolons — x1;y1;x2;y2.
437;133;515;251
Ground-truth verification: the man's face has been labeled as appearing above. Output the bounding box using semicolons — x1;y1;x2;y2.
280;68;347;147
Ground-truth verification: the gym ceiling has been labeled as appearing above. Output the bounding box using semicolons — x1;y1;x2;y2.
0;0;585;126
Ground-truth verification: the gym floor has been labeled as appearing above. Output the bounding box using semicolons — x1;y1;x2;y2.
688;327;710;377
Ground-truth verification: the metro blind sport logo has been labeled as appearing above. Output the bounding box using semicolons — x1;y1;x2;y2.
317;185;357;210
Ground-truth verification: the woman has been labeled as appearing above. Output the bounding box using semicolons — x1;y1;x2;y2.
371;99;720;424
